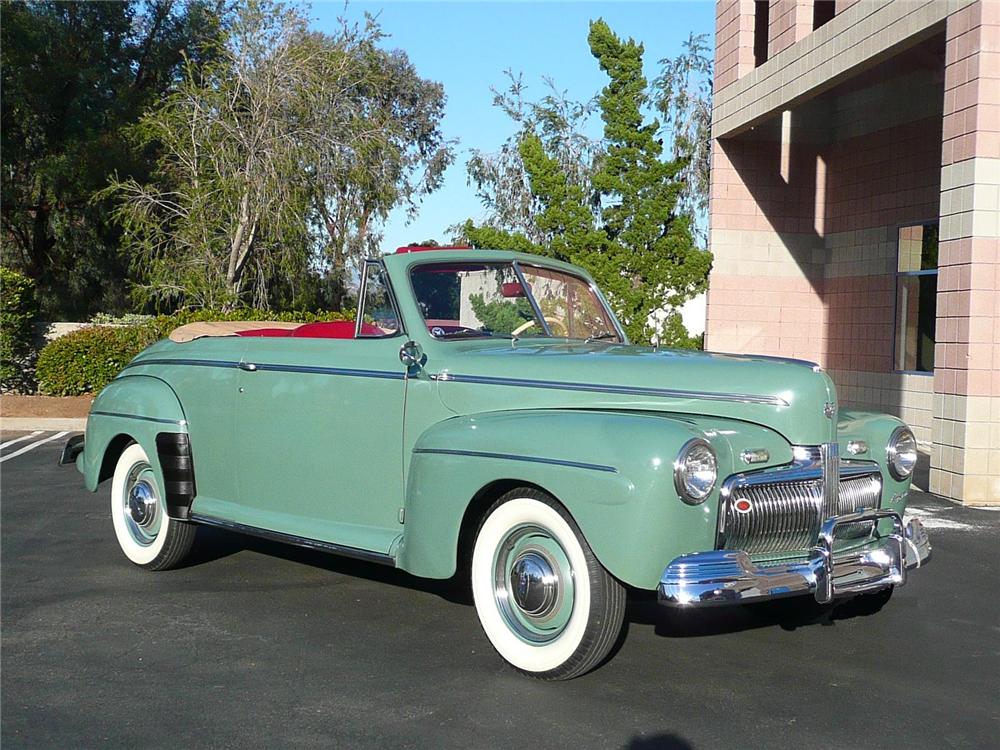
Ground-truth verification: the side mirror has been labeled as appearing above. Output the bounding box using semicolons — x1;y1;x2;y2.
399;340;426;371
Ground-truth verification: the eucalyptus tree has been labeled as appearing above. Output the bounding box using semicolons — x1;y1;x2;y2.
304;23;453;310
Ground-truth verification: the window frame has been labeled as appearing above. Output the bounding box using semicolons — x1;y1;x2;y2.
892;220;939;376
355;257;406;339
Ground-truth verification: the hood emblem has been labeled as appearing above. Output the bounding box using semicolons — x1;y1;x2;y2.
733;498;753;514
824;402;836;419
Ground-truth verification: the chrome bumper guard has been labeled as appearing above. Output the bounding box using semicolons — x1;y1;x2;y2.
658;510;931;607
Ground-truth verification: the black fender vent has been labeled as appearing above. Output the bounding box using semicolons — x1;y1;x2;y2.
155;432;196;520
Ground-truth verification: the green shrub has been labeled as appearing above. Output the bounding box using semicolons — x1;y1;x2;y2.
36;325;149;396
36;308;350;396
0;267;38;390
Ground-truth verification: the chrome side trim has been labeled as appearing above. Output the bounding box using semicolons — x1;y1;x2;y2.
658;512;931;607
90;410;188;426
429;373;789;407
125;358;240;370
125;359;404;381
189;514;396;566
412;447;618;474
253;363;405;380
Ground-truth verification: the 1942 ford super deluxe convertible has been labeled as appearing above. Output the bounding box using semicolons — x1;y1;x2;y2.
64;247;931;680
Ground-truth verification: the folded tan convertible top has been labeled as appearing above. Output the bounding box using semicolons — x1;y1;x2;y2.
168;321;299;343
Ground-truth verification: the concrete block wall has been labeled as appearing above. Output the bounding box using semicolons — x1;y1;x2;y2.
708;1;999;503
716;1;757;91
769;1;814;58
931;1;1000;504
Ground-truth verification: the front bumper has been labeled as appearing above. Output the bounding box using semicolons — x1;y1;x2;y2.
658;509;931;607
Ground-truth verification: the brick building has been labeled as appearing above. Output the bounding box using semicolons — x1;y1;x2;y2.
706;0;1000;504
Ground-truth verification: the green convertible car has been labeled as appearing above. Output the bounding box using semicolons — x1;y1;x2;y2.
63;247;931;680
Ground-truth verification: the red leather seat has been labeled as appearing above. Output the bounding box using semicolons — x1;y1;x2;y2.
292;321;354;338
236;320;383;339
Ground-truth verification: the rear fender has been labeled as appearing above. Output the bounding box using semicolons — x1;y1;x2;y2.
81;375;192;518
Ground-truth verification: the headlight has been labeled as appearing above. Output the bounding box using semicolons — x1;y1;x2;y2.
674;438;717;504
887;426;917;480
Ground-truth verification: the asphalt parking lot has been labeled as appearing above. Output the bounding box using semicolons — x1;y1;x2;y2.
2;431;998;749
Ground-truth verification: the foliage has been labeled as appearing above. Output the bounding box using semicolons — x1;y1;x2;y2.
652;32;713;239
469;294;535;335
103;1;325;310
461;20;712;347
104;2;452;312
466;73;602;243
309;33;454;310
0;0;228;319
0;267;38;389
35;307;350;396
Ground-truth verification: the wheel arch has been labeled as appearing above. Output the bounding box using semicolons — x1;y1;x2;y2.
453;478;551;579
397;409;723;590
81;375;193;520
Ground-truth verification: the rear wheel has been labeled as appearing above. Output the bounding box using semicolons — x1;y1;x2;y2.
471;488;626;680
110;442;195;570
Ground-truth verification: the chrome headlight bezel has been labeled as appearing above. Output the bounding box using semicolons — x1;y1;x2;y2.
673;438;717;505
886;425;917;480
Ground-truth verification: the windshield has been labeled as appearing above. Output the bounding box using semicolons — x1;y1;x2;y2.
409;262;622;341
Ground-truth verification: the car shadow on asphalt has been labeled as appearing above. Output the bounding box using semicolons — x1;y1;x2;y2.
182;525;474;604
625;587;893;638
183;526;894;633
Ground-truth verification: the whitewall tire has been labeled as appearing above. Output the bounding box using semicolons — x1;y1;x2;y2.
471;488;626;680
111;442;195;570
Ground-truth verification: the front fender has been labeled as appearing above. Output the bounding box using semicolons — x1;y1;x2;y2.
838;410;914;518
80;375;188;507
397;409;724;589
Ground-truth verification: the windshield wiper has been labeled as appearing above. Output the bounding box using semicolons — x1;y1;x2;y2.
436;329;513;340
585;332;619;343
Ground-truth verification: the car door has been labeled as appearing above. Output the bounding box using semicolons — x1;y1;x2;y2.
230;261;408;555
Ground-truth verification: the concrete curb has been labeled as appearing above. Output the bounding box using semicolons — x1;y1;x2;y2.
0;417;87;432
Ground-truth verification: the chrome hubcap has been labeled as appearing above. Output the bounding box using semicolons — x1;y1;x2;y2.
128;481;157;525
494;524;574;644
123;463;161;546
510;552;558;617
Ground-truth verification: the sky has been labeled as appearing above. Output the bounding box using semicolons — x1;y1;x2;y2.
309;1;716;253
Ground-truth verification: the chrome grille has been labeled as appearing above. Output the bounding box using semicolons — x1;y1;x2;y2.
721;467;882;556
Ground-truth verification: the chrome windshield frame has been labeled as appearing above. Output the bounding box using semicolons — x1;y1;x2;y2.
408;259;626;343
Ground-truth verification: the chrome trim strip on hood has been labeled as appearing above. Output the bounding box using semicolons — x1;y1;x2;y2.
430;372;790;407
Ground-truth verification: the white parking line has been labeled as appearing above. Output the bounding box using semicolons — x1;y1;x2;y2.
0;431;44;450
0;431;68;464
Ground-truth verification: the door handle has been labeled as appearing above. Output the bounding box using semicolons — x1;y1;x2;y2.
238;362;258;372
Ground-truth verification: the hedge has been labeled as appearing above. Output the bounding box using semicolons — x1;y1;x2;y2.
36;308;350;396
0;267;38;390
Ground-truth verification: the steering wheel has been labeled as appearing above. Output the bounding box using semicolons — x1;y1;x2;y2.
512;316;567;337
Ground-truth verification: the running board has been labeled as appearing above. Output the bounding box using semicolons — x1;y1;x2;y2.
189;514;396;567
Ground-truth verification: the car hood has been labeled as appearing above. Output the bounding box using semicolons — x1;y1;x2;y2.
429;340;839;446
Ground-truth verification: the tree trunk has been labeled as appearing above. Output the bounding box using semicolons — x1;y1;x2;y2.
226;191;257;301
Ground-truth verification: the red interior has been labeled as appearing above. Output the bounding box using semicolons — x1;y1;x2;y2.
236;321;385;339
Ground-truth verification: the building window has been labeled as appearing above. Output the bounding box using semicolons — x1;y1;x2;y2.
754;1;769;67
813;1;836;30
894;223;938;373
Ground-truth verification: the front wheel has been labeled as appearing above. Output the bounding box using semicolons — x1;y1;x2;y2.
110;442;195;570
471;488;626;680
